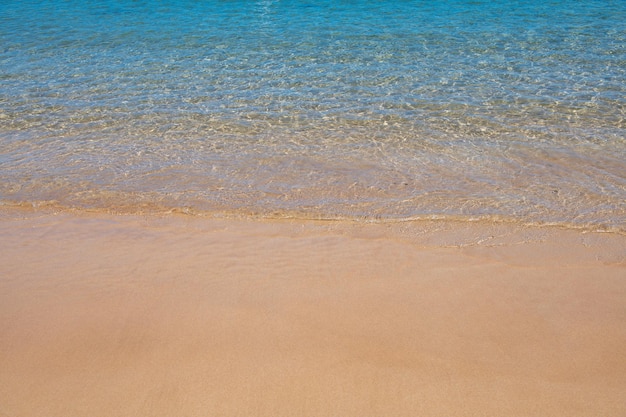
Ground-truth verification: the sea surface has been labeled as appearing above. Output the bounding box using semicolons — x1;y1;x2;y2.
1;0;625;231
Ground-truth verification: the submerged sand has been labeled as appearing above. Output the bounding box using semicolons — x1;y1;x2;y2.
0;211;625;416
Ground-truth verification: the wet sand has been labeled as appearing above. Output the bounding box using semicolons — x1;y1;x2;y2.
1;211;625;416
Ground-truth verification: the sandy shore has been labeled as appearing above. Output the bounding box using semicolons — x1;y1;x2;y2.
1;211;625;416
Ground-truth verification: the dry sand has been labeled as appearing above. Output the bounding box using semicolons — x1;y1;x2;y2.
1;210;625;416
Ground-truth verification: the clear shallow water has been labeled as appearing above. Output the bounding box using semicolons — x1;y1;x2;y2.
1;0;625;230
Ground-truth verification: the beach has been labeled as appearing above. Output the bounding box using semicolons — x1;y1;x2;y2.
1;210;625;416
1;2;625;414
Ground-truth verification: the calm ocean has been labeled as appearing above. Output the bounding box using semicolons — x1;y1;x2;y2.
1;0;625;230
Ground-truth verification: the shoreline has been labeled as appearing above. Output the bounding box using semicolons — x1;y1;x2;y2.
1;211;625;416
2;201;625;236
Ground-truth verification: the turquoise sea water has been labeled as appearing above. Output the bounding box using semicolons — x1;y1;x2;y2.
1;0;625;230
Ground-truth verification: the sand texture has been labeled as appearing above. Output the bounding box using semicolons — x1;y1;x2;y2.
1;212;625;416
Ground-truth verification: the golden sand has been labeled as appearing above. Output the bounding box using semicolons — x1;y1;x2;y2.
1;211;625;416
